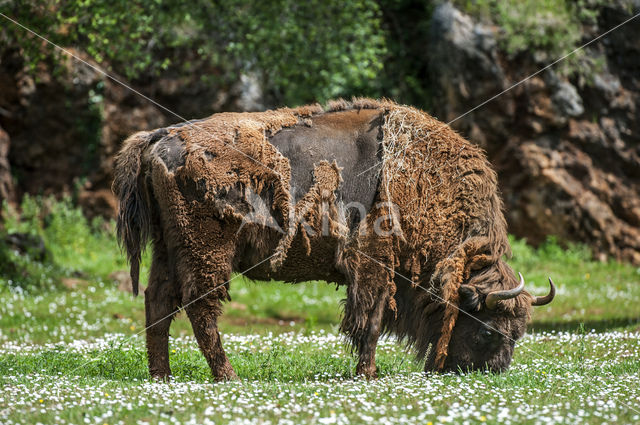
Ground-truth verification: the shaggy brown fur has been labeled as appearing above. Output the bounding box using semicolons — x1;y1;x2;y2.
113;98;537;380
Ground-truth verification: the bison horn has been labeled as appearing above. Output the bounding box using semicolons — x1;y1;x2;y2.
531;277;556;306
485;272;525;310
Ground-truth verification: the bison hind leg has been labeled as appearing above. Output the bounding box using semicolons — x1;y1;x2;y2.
145;240;180;380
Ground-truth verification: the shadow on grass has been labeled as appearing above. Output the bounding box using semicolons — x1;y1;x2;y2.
529;317;640;333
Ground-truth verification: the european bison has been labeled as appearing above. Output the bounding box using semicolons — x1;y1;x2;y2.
113;98;555;380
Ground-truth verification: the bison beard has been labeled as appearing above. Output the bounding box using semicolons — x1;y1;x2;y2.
113;98;554;380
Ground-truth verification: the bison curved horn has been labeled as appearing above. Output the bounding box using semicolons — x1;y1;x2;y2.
531;277;556;306
485;272;525;310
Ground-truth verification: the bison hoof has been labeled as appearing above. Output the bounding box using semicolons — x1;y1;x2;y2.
151;373;172;382
213;366;239;382
356;365;378;379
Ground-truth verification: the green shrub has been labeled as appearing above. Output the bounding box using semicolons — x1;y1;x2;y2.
1;0;386;105
1;196;137;292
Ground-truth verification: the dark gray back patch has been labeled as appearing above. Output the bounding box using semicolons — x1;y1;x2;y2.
269;110;383;216
155;134;186;172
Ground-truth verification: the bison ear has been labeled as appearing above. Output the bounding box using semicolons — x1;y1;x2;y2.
458;285;481;312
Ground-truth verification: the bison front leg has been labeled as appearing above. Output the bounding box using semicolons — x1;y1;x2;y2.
342;260;391;379
355;288;389;378
184;297;237;381
145;244;180;380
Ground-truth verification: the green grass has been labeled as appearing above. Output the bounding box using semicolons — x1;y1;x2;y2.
1;197;639;424
509;236;640;331
1;330;638;424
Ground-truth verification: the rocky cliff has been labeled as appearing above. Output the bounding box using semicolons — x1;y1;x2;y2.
427;2;640;264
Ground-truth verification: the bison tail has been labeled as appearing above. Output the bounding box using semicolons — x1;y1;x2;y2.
112;131;154;297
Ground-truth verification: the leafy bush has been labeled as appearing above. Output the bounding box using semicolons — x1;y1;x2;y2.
0;236;58;292
375;0;436;109
1;196;134;291
222;0;387;104
1;0;386;105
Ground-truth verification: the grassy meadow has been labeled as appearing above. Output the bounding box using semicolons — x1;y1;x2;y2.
0;197;639;424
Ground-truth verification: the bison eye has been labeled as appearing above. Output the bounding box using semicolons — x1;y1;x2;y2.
478;328;494;344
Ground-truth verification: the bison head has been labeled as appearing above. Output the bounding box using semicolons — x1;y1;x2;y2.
424;272;555;373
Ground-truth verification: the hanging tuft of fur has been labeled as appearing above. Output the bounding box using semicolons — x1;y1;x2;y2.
431;252;465;370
